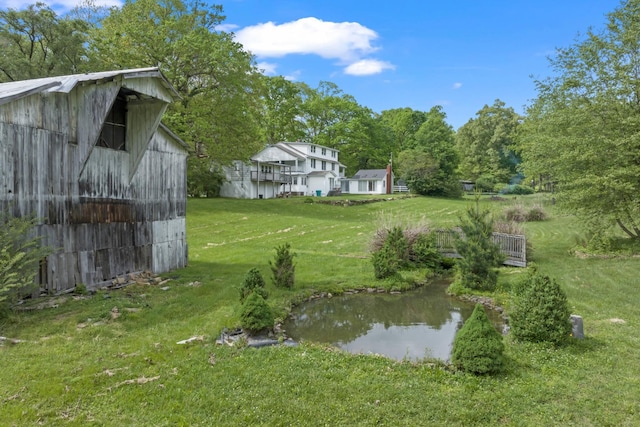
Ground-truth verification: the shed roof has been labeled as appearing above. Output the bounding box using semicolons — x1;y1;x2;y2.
0;67;178;106
351;169;388;180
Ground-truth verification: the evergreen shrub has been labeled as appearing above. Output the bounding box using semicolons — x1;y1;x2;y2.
1;210;52;311
452;304;504;374
454;205;504;291
239;268;268;302
270;243;296;289
500;184;534;195
240;292;274;334
475;175;497;192
372;243;400;279
409;232;442;269
510;272;572;345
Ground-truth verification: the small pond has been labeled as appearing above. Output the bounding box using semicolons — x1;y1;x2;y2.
282;280;505;362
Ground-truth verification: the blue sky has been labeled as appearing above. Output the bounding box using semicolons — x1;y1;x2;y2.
3;0;623;129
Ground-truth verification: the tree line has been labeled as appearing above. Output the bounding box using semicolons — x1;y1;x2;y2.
2;0;639;243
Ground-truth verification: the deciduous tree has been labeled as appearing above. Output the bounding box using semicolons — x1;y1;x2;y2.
396;106;460;197
0;3;89;82
456;99;521;183
518;0;640;241
89;0;264;166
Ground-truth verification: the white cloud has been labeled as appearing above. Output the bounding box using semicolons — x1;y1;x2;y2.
452;82;463;89
257;61;278;75
234;17;379;62
283;71;301;81
215;23;239;33
344;59;395;76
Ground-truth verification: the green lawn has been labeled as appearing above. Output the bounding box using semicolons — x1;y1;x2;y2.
1;195;639;426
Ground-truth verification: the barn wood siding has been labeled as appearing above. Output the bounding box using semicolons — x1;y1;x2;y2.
0;74;187;293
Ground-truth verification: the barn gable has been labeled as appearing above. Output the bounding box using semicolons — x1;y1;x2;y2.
0;68;188;293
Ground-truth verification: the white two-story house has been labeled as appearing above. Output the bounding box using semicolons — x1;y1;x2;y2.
219;141;346;199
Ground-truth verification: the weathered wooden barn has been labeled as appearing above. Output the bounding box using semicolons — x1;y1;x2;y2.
0;68;189;293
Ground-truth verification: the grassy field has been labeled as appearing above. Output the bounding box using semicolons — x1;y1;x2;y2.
1;195;639;426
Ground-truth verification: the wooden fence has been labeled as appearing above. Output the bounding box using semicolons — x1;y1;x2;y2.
435;229;527;267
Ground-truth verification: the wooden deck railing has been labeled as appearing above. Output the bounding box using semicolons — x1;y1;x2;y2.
435;229;527;267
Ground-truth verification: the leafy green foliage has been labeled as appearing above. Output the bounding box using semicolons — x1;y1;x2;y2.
377;107;428;153
239;292;274;334
497;184;534;195
409;232;442;269
269;243;296;289
239;268;268;303
474;175;498;192
456;99;521;183
0;211;52;309
89;0;263;166
371;226;407;279
517;0;640;241
186;158;225;198
396;106;461;197
452;304;505;374
384;227;409;267
260;76;306;144
371;226;443;279
0;3;90;82
371;243;400;279
510;272;572;345
298;81;390;172
454;204;505;291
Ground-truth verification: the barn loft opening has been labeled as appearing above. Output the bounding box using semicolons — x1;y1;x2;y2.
97;91;127;151
96;87;146;151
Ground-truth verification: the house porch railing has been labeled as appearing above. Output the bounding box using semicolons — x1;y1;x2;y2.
393;185;409;193
250;171;292;183
435;229;527;267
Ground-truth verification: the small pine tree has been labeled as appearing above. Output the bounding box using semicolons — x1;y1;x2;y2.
452;304;505;375
372;243;400;279
1;210;52;311
409;231;442;269
386;226;409;267
239;268;268;303
240;292;274;334
510;272;572;345
270;243;296;289
371;226;409;279
454;203;504;291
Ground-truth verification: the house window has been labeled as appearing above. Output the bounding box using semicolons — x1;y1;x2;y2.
358;181;367;192
321;148;327;155
302;177;307;185
331;150;336;158
329;178;334;189
97;95;127;150
331;163;335;171
311;159;316;168
293;177;298;185
311;145;316;153
369;181;375;191
321;161;326;170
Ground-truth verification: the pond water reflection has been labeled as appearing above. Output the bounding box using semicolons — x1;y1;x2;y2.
283;280;505;362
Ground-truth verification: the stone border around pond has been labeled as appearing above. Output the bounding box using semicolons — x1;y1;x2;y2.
314;194;415;207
